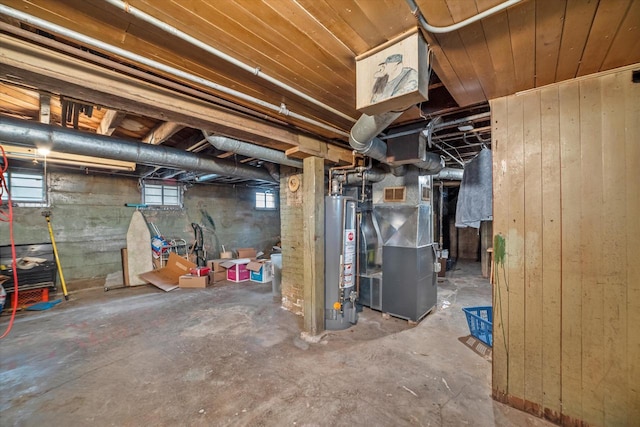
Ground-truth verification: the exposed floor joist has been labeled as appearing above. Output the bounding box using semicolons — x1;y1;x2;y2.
142;121;183;145
97;109;126;136
0;34;354;165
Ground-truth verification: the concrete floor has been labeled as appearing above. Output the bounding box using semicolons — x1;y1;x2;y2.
0;261;554;426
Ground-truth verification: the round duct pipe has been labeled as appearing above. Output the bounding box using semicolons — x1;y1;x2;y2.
349;112;403;164
432;167;464;180
203;132;302;169
0;116;276;183
334;168;386;185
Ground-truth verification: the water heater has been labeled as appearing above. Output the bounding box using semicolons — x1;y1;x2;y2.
324;195;358;330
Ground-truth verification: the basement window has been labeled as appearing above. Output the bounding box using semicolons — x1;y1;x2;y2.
255;190;276;210
1;170;47;206
142;181;182;208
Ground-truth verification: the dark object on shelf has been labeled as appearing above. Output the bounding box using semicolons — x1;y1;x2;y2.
0;243;58;294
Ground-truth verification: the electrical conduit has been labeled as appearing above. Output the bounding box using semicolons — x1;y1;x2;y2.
404;0;523;34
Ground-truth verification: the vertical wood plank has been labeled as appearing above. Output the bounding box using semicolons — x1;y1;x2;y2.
490;97;510;399
506;93;526;407
522;90;543;416
507;0;536;92
446;1;496;99
534;0;566;87
578;76;605;427
478;0;517;98
555;0;599;81
625;67;640;422
539;85;562;422
559;79;583;423
303;156;325;334
601;1;640;71
577;0;633;76
600;70;629;427
420;0;487;105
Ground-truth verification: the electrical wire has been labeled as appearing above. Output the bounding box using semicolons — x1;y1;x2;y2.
0;145;19;339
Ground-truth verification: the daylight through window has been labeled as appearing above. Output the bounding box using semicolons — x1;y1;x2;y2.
255;190;276;210
1;171;46;204
143;182;182;207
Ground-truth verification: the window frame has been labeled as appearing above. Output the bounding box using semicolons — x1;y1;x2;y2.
255;189;277;211
141;180;183;209
1;169;48;207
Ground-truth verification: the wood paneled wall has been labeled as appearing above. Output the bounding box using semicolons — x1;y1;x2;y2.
491;65;639;426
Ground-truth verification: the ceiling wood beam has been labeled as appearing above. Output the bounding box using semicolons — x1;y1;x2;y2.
0;34;353;164
97;109;126;136
141;121;183;145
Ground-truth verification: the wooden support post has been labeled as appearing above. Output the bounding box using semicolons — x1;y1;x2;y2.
480;221;493;278
303;156;325;335
39;93;50;124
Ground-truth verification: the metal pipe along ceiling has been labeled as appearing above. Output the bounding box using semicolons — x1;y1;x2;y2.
103;0;356;124
0;116;276;183
0;5;349;139
202;132;303;169
405;0;523;34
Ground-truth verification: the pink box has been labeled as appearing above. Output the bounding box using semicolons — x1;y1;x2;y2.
227;264;249;282
221;259;251;283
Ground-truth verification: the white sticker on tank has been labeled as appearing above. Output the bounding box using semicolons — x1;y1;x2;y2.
344;229;356;255
344;263;353;275
343;274;353;286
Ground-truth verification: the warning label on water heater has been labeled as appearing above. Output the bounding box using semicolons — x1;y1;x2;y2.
344;229;356;254
343;229;356;288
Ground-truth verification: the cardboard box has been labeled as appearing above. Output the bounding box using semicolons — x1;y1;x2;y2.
236;248;257;259
179;274;209;288
206;259;227;272
220;259;250;282
209;270;227;283
139;252;196;292
247;260;272;283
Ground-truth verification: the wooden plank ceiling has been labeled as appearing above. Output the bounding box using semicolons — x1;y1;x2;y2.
0;0;638;179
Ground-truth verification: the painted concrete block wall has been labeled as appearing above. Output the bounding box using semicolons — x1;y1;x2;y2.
0;170;280;292
279;166;304;315
145;183;280;260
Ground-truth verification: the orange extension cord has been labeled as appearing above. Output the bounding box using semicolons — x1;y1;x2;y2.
0;145;19;339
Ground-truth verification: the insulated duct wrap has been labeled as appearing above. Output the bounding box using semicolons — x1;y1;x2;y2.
204;133;303;169
0;116;276;183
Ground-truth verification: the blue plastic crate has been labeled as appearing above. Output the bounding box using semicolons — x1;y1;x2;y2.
462;306;493;347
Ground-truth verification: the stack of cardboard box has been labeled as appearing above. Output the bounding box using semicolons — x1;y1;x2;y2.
206;259;229;284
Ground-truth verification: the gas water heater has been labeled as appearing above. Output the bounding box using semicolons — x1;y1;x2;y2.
324;195;358;330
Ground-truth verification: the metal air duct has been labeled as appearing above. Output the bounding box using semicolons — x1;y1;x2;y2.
203;132;303;169
0;116;276;183
432;167;464;181
349;112;444;173
349;112;402;164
